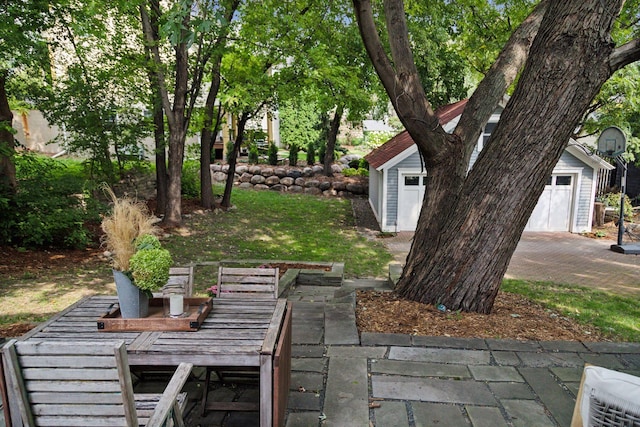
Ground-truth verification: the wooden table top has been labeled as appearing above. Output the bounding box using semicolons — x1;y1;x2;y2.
20;295;287;367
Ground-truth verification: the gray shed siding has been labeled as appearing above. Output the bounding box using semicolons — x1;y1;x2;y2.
556;151;594;231
384;151;425;230
380;148;595;232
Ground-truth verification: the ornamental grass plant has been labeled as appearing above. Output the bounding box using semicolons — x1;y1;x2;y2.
100;186;159;272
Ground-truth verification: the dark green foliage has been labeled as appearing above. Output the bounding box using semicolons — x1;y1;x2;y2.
181;160;200;198
248;144;259;164
306;143;316;165
358;158;369;170
279;100;321;150
289;145;299;167
318;143;326;165
225;141;235;163
0;154;102;249
268;143;278;166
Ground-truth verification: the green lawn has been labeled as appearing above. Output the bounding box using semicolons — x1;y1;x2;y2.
1;184;638;342
503;279;640;342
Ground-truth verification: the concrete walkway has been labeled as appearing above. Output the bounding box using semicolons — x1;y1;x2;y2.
280;232;640;427
384;231;640;296
283;279;640;427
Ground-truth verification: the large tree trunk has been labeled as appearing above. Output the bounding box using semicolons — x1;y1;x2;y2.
323;104;344;176
200;62;222;209
355;0;634;313
0;72;17;196
140;2;190;227
164;128;186;226
153;104;168;215
221;113;248;209
144;0;168;215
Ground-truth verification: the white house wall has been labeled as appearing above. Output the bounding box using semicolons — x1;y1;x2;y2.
368;168;382;224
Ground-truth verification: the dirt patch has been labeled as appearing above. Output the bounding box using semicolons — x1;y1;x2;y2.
356;290;608;342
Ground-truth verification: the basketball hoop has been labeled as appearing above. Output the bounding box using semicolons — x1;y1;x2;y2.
597;126;626;157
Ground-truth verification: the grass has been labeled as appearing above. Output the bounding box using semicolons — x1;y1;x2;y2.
0;185;393;329
164;186;393;292
1;177;638;342
503;279;640;342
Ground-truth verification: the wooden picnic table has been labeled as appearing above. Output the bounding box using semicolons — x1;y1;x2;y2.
1;295;291;427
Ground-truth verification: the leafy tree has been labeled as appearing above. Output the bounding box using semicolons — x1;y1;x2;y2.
299;1;382;176
580;64;640;163
0;0;59;197
353;0;640;313
218;0;304;207
279;98;321;154
218;52;278;207
196;0;240;210
140;0;242;224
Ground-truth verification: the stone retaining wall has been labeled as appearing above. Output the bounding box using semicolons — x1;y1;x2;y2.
210;163;368;197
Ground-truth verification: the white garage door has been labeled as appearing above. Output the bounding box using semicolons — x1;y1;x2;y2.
397;173;426;231
526;174;574;231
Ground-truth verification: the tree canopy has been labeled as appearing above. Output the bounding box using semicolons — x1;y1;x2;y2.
353;0;640;313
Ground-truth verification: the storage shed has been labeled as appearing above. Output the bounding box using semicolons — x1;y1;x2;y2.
365;99;614;233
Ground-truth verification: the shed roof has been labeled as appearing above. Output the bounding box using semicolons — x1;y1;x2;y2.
365;99;468;169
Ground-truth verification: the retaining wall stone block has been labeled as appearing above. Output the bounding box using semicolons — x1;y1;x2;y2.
265;175;280;185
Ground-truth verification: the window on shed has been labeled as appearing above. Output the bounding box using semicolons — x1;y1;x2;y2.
404;176;420;186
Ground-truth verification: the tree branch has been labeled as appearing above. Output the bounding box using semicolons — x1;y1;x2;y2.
352;0;397;97
455;0;548;162
353;0;442;158
140;2;175;131
609;38;640;72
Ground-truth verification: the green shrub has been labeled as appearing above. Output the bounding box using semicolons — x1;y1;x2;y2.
603;192;633;220
306;143;316;165
225;141;235;163
181;160;199;198
342;167;369;177
268;143;278;165
289;145;299;167
248;145;259;164
318;144;326;164
0;154;102;249
129;247;172;292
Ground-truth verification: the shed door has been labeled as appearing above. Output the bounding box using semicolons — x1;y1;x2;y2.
397;174;426;231
526;174;574;231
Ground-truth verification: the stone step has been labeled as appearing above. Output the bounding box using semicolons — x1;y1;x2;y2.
324;302;359;345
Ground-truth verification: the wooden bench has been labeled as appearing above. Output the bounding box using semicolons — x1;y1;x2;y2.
216;267;279;299
2;339;192;427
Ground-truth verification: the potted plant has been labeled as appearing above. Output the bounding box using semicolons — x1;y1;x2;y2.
101;187;172;318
